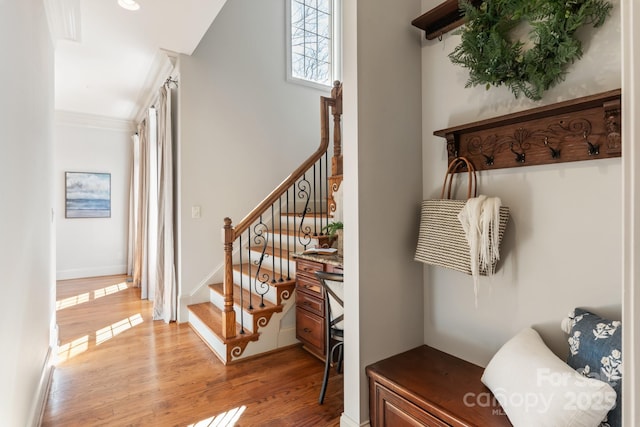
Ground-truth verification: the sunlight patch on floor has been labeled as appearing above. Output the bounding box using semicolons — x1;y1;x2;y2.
96;314;144;345
56;292;90;310
187;405;246;427
56;313;144;363
57;335;89;363
56;281;129;310
94;281;129;299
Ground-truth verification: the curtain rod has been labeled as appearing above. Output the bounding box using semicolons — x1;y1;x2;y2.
165;77;178;88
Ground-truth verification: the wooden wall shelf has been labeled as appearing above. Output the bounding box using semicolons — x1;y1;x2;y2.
412;0;481;40
434;89;622;172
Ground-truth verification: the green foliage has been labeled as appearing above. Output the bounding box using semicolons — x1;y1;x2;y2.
449;0;612;100
321;221;343;237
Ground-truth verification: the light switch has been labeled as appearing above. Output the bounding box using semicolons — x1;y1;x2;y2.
191;205;201;218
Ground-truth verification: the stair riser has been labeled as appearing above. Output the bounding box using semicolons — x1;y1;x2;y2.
190;304;297;363
279;213;333;230
242;200;330;233
240;230;323;252
188;311;228;364
231;271;280;304
263;232;322;252
235;314;298;360
209;290;256;333
244;252;296;279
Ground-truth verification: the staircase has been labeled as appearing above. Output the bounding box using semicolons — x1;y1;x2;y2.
187;82;343;364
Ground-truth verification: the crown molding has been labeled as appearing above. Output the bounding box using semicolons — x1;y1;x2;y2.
132;49;178;124
43;0;81;44
55;111;136;132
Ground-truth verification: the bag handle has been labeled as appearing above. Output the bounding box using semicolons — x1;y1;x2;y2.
440;157;477;199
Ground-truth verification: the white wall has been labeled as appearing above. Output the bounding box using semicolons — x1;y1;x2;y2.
55;117;132;280
621;0;639;424
342;1;424;424
177;0;330;316
0;0;55;425
420;0;622;366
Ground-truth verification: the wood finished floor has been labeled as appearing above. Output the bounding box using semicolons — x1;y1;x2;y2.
42;275;343;426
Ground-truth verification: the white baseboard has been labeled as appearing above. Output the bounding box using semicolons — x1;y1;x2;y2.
56;265;127;280
340;413;370;427
28;347;54;427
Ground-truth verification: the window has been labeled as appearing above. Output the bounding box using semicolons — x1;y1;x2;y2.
286;0;341;89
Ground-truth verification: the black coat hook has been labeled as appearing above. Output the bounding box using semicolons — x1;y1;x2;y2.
510;143;525;163
482;154;494;166
544;137;561;159
584;131;599;156
479;146;494;166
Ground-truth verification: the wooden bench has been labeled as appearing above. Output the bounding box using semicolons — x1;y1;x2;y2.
366;345;513;427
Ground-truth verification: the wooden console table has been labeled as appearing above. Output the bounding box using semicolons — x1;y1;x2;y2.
366;345;512;427
293;253;343;359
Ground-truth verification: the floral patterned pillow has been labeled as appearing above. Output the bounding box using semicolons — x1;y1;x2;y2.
566;308;622;427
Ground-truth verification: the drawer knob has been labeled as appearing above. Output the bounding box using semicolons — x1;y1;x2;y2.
303;328;312;333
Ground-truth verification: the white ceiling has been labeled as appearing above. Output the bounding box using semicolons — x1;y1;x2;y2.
50;0;227;122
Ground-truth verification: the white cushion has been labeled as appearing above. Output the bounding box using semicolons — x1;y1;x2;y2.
481;327;616;427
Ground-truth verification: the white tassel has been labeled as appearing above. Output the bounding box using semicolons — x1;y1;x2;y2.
458;196;502;306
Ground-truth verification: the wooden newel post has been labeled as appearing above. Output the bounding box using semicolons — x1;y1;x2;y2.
331;81;343;176
222;217;236;339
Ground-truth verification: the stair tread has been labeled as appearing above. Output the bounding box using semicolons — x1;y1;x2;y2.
209;283;282;313
280;212;333;219
243;224;330;240
247;245;293;260
188;302;259;344
268;227;330;239
232;263;296;284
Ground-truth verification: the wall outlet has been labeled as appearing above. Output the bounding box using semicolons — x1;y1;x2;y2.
191;205;201;219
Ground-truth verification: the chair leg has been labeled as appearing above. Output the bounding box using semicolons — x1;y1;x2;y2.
319;342;344;404
319;345;333;404
335;342;344;374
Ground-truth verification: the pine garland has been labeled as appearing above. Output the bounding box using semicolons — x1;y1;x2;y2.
449;0;612;100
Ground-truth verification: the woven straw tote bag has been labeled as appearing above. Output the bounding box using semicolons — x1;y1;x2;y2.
414;157;509;275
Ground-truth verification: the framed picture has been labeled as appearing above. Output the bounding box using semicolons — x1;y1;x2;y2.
65;172;111;218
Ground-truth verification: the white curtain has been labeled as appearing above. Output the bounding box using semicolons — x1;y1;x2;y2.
153;85;177;322
126;133;139;277
132;118;150;299
128;83;177;322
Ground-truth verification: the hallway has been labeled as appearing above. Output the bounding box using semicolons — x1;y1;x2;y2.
42;275;342;426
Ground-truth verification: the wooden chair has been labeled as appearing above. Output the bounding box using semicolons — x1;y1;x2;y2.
315;271;344;405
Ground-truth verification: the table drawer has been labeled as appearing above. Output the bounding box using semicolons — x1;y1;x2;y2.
296;290;324;317
328;265;344;274
296;307;325;354
296;259;325;276
296;274;323;297
373;383;448;427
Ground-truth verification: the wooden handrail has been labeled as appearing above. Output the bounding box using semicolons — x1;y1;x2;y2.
232;81;342;239
221;81;342;340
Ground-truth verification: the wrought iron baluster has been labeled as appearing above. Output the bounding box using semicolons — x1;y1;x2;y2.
247;227;253;310
297;175;312;249
271;205;276;283
286;189;291;280
278;197;283;282
324;151;329;232
293;187;297;255
319;158;324;236
239;235;245;335
253;216;269;308
312;163;318;236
